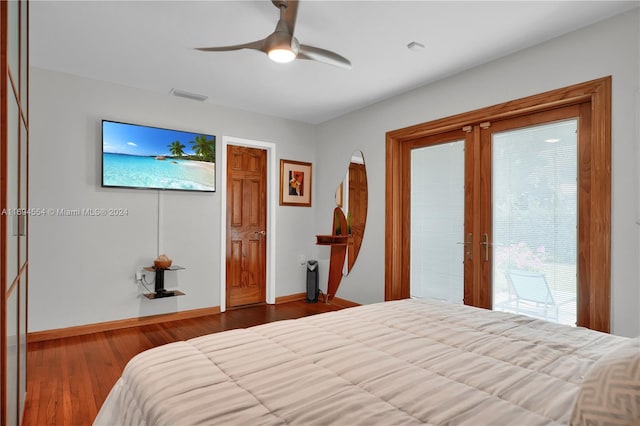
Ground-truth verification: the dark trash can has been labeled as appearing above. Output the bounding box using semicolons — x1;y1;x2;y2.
306;260;319;303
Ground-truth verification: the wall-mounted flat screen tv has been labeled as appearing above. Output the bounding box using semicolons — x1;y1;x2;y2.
102;120;216;192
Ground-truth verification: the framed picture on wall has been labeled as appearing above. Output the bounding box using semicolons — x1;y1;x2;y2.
280;159;312;207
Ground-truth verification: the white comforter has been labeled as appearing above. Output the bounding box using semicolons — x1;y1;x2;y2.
94;299;627;426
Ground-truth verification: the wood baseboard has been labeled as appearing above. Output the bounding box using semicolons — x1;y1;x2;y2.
275;293;360;309
275;293;307;303
28;306;221;343
28;294;361;343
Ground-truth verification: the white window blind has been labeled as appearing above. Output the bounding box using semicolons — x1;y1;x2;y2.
492;119;578;325
410;140;465;304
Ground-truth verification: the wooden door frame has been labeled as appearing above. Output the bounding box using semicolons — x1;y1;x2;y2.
220;136;277;312
385;76;611;332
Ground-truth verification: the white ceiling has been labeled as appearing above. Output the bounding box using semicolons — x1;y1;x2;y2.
30;1;639;124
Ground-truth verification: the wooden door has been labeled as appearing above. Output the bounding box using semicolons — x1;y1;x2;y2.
226;145;267;308
478;105;583;322
405;130;471;305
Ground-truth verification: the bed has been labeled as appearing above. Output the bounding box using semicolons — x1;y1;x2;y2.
94;298;639;426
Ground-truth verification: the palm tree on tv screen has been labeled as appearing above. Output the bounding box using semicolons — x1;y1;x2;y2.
190;135;215;162
168;140;186;157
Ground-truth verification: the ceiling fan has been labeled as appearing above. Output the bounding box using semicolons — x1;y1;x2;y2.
196;0;352;70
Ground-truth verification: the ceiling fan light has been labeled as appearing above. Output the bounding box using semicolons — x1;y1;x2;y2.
268;47;296;63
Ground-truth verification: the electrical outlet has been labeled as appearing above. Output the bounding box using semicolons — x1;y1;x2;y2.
136;269;143;281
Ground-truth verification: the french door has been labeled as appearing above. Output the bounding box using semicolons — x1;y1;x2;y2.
409;106;581;325
387;77;611;332
482;106;581;326
408;131;469;305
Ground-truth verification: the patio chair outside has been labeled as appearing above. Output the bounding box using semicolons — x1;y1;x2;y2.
501;269;576;322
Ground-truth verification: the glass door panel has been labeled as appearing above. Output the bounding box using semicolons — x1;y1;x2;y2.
19;275;27;425
7;93;20;290
20;119;28;265
21;0;29;110
6;289;19;426
8;0;20;73
410;140;465;303
491;119;578;325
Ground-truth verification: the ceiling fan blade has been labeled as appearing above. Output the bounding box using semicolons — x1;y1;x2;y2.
298;44;352;70
195;39;266;53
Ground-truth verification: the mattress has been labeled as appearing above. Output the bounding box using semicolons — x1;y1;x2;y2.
93;298;631;426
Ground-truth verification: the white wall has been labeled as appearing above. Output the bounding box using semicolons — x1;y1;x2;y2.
29;69;318;332
315;9;640;337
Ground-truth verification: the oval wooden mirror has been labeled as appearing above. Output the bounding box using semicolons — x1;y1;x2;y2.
334;151;368;274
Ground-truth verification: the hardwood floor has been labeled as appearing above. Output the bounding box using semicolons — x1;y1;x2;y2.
23;301;344;426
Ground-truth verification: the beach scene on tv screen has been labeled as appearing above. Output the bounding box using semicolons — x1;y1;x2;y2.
102;121;216;191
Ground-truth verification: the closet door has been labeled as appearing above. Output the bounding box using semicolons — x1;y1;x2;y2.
2;1;29;424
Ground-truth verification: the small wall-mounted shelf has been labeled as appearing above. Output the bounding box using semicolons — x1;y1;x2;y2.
316;207;349;300
143;265;185;299
316;235;348;245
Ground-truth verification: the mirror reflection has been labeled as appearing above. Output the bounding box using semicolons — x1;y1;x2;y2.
334;151;368;274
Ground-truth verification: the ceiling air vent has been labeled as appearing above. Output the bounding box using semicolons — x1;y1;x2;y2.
169;89;208;102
